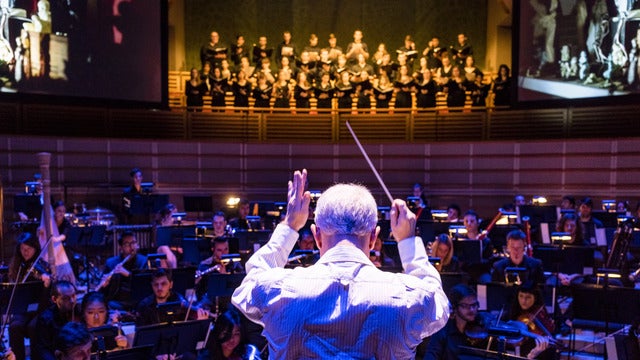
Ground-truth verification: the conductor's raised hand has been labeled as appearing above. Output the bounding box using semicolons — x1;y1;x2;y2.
390;199;416;242
284;169;311;231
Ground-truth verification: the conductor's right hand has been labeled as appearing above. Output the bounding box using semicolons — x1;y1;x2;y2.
284;169;311;231
390;199;416;242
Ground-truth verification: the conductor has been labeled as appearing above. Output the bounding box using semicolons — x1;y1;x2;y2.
232;169;449;358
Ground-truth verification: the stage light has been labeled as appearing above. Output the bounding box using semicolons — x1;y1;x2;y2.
226;197;240;207
532;196;547;205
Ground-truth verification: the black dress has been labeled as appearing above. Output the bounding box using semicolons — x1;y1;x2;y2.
314;83;334;109
232;81;251;107
210;78;228;108
294;84;312;109
373;85;393;109
415;79;439;108
394;79;414;108
444;78;467;108
493;76;511;106
353;79;372;109
468;81;489;107
185;80;208;109
335;83;354;109
252;84;272;108
273;81;291;108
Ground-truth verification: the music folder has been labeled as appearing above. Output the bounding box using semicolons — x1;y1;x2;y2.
133;319;212;356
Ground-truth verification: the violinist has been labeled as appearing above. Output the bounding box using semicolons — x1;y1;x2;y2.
491;230;545;284
136;269;209;326
99;232;146;311
424;284;492;360
7;232;51;360
81;291;128;351
507;282;558;359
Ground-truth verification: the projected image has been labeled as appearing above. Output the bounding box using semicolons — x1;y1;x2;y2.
518;0;640;101
0;0;163;104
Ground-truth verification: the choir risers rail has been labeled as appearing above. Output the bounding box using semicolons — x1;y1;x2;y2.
2;102;640;142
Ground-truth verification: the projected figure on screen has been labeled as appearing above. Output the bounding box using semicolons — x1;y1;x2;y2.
530;0;558;74
0;0;27;63
586;0;610;64
31;0;51;34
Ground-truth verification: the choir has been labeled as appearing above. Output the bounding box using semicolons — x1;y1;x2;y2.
184;30;511;111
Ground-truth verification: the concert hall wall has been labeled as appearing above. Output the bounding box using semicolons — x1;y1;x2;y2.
183;0;488;70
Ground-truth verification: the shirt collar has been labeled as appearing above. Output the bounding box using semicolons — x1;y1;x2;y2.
315;244;374;266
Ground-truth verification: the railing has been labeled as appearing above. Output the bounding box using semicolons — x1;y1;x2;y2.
2;101;640;142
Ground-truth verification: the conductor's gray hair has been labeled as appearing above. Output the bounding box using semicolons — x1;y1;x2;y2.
314;183;378;238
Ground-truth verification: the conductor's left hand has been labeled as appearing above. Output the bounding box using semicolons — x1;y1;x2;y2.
284;169;311;231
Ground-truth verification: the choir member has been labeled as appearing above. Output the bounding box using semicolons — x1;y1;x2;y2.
230;34;249;65
276;30;297;64
185;68;208;111
414;68;439;109
345;29;369;64
252;35;272;65
294;72;312;109
373;74;394;109
314;72;334;110
393;65;414;109
252;73;273;109
273;69;292;109
232;70;251;108
335;70;354;109
325;33;343;62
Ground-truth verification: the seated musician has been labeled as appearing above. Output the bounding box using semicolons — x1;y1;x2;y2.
491;230;544;284
229;198;250;231
99;232;147;311
121;168;147;224
208;307;261;360
578;197;604;246
431;233;460;273
507;282;558;359
136;268;209;326
53;322;92;360
555;213;588;286
81;291;128;351
424;284;493;360
462;210;493;259
199;237;245;275
155;203;181;269
446;204;461;222
8;232;51;360
288;228;320;267
212;211;229;238
31;280;78;360
369;236;396;268
411;183;432;220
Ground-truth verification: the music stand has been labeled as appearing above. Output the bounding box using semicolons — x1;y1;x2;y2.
181;237;214;266
416;220;436;244
440;272;470;295
234;230;272;252
504;267;528;286
88;325;118;353
0;281;44;314
13;194;43;220
453;240;482;265
207;273;246;299
133;319;212;357
65;225;107;287
90;345;154;360
476;282;518;312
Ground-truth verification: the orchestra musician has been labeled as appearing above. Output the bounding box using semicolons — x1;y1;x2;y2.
122;168;148;224
31;280;78;360
423;284;493;360
208;307;261;360
99;232;147;311
229;198;251;231
199;237;245;276
7;232;51;360
578;197;604;245
53;322;92;360
430;233;460;273
135;268;209;326
81;291;128;351
507;282;559;359
491;230;545;284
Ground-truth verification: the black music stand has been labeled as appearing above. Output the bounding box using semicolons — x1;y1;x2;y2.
90;345;154;360
453;240;482;265
133;319;212;357
416;220;436;244
65;225;107;287
88;325;118;353
207;273;246;299
181;237;214;266
476;282;518;312
440;272;470;295
234;230;272;252
13;194;43;220
0;281;44;314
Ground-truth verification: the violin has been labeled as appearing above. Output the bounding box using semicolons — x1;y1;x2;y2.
514;306;567;351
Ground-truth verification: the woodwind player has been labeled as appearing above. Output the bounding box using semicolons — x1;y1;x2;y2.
99;232;146;311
